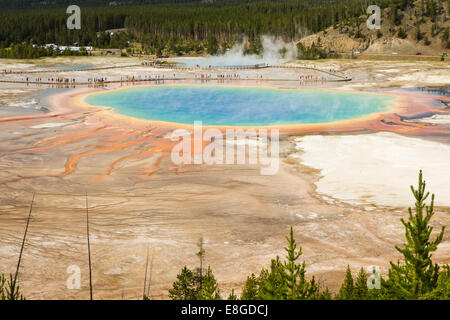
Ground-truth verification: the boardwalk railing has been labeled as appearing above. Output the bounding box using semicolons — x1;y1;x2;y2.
1;64;143;75
0;62;352;84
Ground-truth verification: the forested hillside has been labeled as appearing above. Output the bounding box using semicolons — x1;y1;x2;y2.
300;0;450;55
0;0;201;9
0;1;376;55
0;0;448;58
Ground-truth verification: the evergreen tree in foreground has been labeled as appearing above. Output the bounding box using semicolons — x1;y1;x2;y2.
169;265;221;300
383;170;446;299
241;274;260;300
354;268;370;300
336;266;372;300
168;171;448;300
257;227;321;300
227;289;238;300
241;272;268;300
169;241;221;300
0;274;25;300
428;265;450;300
168;266;197;300
336;266;355;299
197;267;221;300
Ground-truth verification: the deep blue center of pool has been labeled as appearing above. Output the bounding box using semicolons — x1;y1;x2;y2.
85;86;394;126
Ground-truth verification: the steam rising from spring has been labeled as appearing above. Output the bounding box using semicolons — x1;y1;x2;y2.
175;35;298;67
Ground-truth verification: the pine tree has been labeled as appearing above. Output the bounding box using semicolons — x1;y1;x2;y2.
258;227;319;300
197;267;221;300
427;265;449;299
206;35;219;55
383;170;445;299
390;4;401;25
415;25;422;40
336;265;355;299
429;0;437;21
354;268;369;300
258;257;286;299
317;287;332;300
431;23;436;37
241;273;260;300
442;27;450;48
227;289;238;300
398;27;407;39
0;274;25;300
168;266;197;300
196;237;205;292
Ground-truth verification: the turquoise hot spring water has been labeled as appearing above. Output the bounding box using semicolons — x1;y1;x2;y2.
85;85;395;126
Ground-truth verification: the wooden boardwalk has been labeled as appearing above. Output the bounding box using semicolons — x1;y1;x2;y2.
0;76;351;86
0;62;351;85
1;64;142;75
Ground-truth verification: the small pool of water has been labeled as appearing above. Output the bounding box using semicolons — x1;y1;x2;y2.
85;85;395;126
60;66;93;71
39;65;93;71
171;57;268;68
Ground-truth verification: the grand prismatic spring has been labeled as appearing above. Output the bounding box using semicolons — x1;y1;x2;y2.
85;86;395;126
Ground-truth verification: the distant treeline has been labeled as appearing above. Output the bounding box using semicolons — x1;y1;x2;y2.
0;44;89;59
0;0;387;57
1;0;442;59
0;0;204;10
